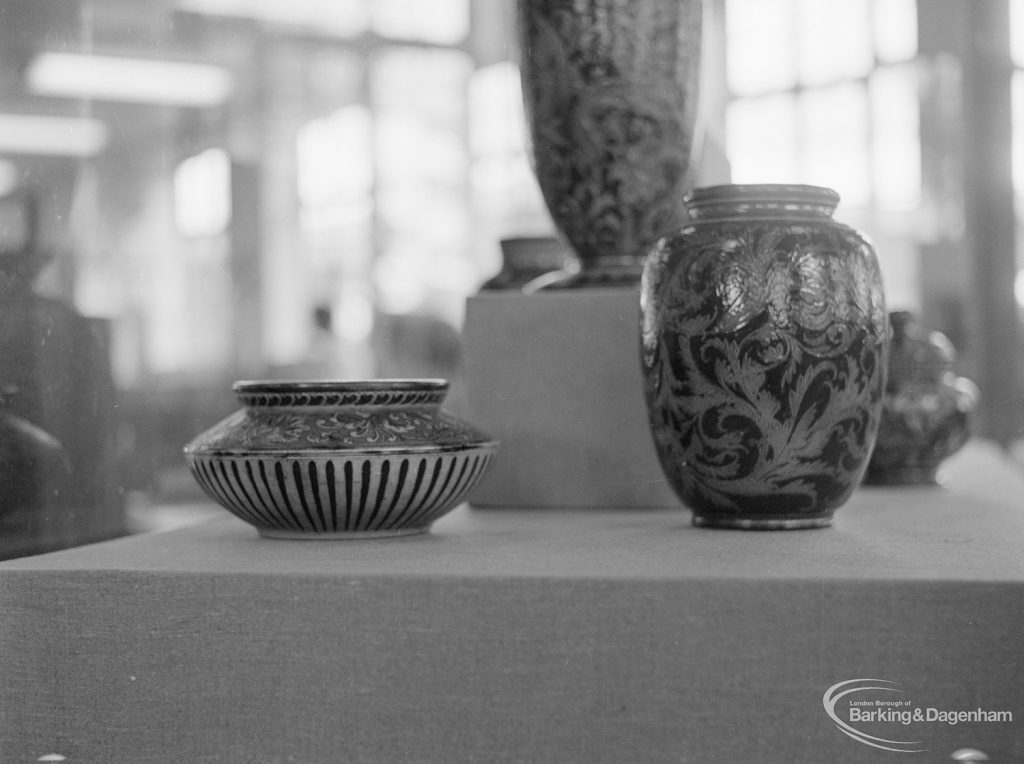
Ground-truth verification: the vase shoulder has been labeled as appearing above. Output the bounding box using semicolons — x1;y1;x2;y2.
186;380;496;455
644;203;887;343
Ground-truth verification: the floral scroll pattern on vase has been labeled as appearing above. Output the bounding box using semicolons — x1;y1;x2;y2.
641;185;888;528
518;0;702;286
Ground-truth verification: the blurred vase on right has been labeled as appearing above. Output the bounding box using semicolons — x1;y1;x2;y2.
866;311;979;485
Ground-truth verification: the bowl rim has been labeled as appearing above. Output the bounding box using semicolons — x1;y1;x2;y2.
184;441;501;457
232;378;448;395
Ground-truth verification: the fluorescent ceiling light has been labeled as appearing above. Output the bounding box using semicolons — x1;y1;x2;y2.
178;0;369;36
27;52;233;108
0;114;108;157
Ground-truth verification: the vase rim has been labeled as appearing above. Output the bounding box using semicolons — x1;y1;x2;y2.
685;183;841;208
233;379;448;397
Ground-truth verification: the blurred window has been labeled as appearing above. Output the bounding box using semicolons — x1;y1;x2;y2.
724;0;921;309
177;0;370;37
468;61;549;273
371;0;470;44
1012;0;1024;310
174;149;232;239
371;47;475;318
0;0;495;552
725;0;919;212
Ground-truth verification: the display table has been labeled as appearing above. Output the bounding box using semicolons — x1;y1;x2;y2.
2;441;1022;763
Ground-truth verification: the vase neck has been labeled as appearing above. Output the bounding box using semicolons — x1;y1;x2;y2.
685;184;839;222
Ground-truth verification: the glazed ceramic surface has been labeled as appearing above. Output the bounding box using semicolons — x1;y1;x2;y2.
518;0;702;287
866;311;978;485
640;184;889;529
184;380;498;538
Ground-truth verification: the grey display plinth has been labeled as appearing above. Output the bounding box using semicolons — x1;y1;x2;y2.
461;288;677;508
1;442;1023;762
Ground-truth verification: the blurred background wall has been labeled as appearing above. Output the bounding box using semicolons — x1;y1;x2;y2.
0;0;1022;552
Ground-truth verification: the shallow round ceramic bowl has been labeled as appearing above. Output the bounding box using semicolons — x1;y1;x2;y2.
183;379;498;538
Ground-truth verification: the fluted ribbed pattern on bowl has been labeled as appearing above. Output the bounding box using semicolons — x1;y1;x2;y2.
187;449;495;537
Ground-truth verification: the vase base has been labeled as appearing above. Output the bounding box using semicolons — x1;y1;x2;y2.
257;526;429;540
692;514;833;530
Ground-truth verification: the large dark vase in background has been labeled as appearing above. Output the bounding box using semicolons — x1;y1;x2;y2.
866;311;978;485
517;0;703;288
640;185;889;529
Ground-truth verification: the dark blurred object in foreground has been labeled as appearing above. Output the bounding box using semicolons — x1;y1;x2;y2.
0;189;123;559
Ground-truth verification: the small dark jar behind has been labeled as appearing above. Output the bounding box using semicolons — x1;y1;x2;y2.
640;184;889;529
865;311;978;485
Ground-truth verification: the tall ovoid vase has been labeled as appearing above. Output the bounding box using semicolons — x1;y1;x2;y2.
640;184;889;528
517;0;703;288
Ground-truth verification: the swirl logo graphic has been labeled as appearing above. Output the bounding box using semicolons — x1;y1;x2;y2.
823;679;927;753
